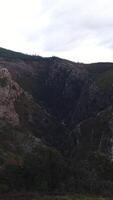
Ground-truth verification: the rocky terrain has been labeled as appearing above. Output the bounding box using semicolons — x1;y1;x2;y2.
0;67;23;125
1;47;113;195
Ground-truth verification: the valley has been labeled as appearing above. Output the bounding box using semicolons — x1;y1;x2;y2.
0;48;113;196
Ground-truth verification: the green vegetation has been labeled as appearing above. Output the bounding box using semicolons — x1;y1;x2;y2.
96;69;113;92
0;77;8;87
86;63;113;76
0;194;111;200
1;95;113;195
37;195;112;200
0;47;42;61
1;47;113;197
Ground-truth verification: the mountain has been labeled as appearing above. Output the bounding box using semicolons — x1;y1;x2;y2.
1;48;113;126
1;47;113;195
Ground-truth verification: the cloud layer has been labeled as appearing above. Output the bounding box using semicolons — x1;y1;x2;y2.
0;0;113;63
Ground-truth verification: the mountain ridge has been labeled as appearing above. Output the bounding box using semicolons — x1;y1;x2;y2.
0;47;113;195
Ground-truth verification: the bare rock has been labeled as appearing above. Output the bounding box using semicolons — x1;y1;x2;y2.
0;67;23;125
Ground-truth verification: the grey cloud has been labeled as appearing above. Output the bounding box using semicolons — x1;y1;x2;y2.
42;1;112;48
25;0;113;60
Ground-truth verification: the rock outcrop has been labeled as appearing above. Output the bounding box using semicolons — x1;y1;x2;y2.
0;67;23;125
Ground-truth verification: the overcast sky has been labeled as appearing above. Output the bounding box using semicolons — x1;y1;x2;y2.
0;0;113;63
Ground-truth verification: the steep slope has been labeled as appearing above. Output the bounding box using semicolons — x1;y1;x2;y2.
1;47;113;195
0;53;89;124
0;65;69;193
1;49;113;127
71;63;113;125
0;65;71;154
71;106;113;159
0;67;23;125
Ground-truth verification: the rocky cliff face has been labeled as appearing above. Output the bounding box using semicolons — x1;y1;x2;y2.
1;56;113;127
1;48;113;194
0;67;23;125
1;57;89;124
1;51;113;153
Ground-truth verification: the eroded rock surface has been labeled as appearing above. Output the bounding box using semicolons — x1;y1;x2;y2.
0;67;23;125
